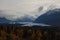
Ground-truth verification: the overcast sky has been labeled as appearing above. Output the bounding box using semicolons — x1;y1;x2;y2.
0;0;60;20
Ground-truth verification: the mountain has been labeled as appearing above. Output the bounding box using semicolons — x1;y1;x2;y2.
0;17;11;23
0;15;34;23
14;15;34;22
34;9;60;26
0;10;35;23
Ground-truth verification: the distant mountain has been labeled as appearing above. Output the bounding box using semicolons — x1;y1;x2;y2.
0;17;11;23
0;10;35;23
0;15;34;23
34;9;60;26
14;15;34;22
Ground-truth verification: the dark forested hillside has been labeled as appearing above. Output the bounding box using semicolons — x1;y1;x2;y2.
0;24;60;40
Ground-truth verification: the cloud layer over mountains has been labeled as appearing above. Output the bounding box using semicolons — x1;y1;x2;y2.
0;0;60;21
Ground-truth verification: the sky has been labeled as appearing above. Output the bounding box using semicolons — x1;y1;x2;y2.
0;0;60;20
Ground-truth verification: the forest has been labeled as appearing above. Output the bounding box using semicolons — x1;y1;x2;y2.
0;24;60;40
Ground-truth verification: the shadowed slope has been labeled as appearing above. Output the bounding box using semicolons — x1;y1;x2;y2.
34;9;60;26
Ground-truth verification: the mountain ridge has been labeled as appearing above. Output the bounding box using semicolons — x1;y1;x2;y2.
34;9;60;26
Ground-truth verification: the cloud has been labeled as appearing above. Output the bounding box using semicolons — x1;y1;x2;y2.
0;10;27;20
0;0;60;20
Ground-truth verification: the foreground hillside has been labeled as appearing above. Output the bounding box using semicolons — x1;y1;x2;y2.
0;24;60;40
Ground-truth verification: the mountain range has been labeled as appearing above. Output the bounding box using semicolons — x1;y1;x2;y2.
0;8;60;26
0;16;34;23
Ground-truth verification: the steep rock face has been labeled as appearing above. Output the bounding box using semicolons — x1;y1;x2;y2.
34;9;60;26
